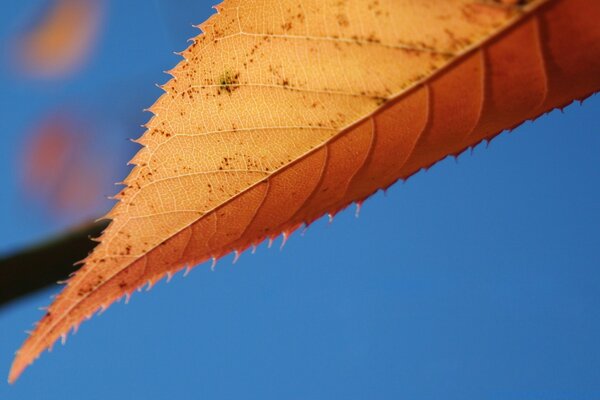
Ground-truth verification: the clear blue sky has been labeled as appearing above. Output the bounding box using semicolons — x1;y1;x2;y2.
1;1;599;399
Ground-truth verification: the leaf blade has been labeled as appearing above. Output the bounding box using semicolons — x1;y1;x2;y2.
10;0;600;382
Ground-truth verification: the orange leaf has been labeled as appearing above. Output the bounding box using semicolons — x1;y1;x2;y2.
20;113;106;218
10;0;600;382
14;0;105;78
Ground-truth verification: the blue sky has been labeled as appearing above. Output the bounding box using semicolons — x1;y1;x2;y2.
1;1;599;399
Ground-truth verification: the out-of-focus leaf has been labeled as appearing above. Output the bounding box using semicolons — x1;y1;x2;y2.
13;0;106;78
20;113;105;219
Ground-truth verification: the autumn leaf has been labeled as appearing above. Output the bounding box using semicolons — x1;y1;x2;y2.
13;0;105;78
10;0;600;383
20;113;106;218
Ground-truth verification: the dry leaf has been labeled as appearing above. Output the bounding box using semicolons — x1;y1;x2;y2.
10;0;600;382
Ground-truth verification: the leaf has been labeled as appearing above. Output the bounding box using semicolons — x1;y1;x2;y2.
13;0;105;78
21;112;106;218
10;0;600;382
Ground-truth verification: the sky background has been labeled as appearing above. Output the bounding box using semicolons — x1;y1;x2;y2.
0;1;599;399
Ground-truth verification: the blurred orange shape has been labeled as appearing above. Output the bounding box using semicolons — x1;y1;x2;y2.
15;0;105;78
54;160;104;215
21;113;105;218
22;115;76;195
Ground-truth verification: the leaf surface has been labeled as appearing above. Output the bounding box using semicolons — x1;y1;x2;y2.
10;0;600;382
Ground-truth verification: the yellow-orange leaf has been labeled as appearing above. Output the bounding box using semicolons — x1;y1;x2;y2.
14;0;105;78
10;0;600;382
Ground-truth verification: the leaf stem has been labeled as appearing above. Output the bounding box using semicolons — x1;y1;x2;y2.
0;220;108;309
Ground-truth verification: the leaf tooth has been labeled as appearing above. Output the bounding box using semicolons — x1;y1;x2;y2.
145;280;154;291
127;148;150;166
154;82;168;94
279;232;289;251
163;69;176;79
196;18;216;35
354;201;363;219
109;191;124;201
142;103;161;118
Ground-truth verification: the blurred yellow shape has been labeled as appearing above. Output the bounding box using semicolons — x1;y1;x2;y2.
16;0;105;78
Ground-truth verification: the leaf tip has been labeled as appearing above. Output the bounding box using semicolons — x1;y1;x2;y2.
8;351;28;384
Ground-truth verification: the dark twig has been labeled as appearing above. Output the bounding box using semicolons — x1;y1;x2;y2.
0;220;108;309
